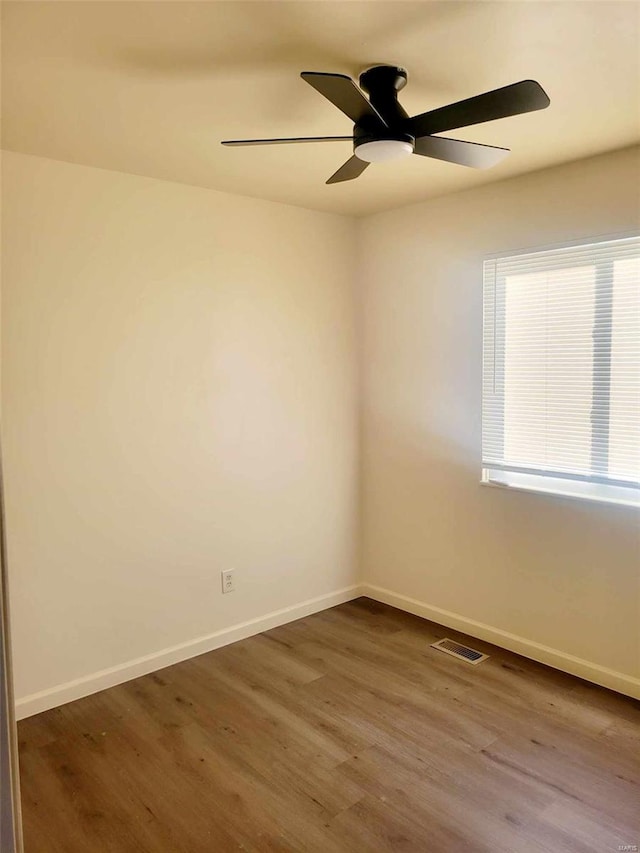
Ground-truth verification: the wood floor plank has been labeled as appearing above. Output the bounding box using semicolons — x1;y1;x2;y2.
18;598;640;852
335;745;553;853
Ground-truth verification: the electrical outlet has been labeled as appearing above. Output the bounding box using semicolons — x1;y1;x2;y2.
221;570;235;594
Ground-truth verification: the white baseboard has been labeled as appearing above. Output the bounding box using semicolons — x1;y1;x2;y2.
15;584;364;719
16;581;639;718
362;583;640;700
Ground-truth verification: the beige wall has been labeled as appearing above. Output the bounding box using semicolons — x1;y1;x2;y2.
358;146;640;685
2;152;359;704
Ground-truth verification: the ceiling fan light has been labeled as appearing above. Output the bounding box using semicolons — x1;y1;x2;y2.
355;139;414;163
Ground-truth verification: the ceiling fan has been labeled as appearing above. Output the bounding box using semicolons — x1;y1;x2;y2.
221;65;550;184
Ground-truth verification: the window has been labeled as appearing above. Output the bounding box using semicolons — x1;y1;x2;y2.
482;235;639;507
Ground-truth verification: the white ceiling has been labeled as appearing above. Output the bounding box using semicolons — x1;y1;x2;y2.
2;1;639;216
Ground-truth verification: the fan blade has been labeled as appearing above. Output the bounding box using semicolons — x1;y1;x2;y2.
407;80;550;137
326;156;369;185
413;136;510;169
221;136;352;146
301;72;387;129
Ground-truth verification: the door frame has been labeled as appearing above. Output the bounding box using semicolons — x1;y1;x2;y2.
1;436;23;853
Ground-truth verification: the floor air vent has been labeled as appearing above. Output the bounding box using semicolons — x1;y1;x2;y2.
430;638;489;665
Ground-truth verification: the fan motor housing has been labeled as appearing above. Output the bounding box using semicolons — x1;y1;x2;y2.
359;65;410;127
354;127;414;150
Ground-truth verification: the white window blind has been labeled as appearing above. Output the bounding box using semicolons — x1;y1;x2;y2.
482;235;640;507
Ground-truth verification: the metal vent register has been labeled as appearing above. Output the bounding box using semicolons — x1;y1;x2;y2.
431;638;489;665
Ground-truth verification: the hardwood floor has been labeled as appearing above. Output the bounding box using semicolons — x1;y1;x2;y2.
17;598;640;852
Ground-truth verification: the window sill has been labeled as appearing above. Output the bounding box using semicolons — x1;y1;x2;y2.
480;472;640;509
